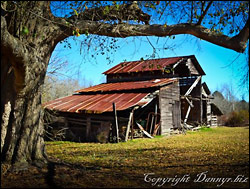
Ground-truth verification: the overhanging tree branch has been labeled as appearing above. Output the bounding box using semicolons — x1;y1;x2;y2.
57;17;249;53
31;1;249;54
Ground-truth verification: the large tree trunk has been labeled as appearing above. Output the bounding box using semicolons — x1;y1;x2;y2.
1;2;62;169
1;54;48;168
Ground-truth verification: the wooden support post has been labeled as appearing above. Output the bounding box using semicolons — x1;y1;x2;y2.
150;103;158;135
125;110;133;142
131;112;134;140
154;103;158;133
149;114;154;134
112;103;119;143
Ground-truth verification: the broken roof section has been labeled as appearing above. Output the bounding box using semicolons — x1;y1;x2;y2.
44;78;178;114
103;55;205;75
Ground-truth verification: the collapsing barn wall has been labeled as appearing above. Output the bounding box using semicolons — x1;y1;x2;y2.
44;111;113;143
180;77;202;125
159;81;181;134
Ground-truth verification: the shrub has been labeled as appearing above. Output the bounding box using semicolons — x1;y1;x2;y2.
225;110;249;127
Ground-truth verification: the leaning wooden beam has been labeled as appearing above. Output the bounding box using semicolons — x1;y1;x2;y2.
136;122;154;139
131;112;134;140
184;76;202;96
149;114;154;134
185;96;194;108
181;96;201;101
183;76;201;124
184;104;192;124
153;103;158;134
125;111;133;142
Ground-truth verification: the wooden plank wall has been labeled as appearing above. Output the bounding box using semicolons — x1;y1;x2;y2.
206;101;212;126
186;58;199;75
159;81;181;134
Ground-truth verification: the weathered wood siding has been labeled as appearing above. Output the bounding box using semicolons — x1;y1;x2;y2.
159;81;181;134
211;115;218;126
206;101;212;126
186;58;199;75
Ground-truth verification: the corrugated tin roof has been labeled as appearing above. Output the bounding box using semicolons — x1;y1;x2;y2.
43;93;150;113
76;78;176;93
44;78;177;114
103;55;205;75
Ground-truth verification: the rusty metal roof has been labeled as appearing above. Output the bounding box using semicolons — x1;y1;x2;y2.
103;55;205;75
76;78;176;93
44;78;177;114
43;93;150;113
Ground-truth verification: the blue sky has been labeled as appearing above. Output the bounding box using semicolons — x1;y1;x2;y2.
48;1;249;101
50;33;249;102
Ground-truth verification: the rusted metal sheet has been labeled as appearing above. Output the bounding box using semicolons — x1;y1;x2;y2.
43;93;150;113
103;57;182;74
76;78;176;93
103;55;205;75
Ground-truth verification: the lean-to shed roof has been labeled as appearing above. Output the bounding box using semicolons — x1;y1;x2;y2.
44;78;177;113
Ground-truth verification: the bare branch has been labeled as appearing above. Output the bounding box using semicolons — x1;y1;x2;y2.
196;1;213;25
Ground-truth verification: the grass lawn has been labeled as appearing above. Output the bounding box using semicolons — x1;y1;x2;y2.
2;126;249;188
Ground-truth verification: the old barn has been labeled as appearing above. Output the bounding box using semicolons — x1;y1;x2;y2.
43;55;221;142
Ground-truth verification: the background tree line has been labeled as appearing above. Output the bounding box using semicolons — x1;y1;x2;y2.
41;55;94;103
212;83;249;127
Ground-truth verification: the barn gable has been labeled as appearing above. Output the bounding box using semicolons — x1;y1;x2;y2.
104;55;205;83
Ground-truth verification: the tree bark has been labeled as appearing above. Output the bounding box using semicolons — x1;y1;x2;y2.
66;19;248;53
1;2;61;169
1;48;48;168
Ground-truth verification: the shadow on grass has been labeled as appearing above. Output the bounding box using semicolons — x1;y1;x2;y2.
45;162;58;188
